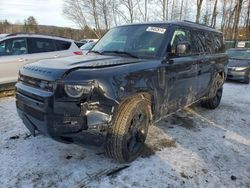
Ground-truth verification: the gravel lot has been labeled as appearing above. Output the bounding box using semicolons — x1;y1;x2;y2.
0;82;249;188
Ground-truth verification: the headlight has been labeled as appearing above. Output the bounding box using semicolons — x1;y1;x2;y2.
234;67;248;71
64;83;93;98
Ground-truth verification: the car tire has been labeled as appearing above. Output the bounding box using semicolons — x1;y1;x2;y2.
105;96;152;163
201;87;223;109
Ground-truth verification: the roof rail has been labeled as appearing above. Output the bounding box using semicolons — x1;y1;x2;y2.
6;32;68;39
183;20;214;29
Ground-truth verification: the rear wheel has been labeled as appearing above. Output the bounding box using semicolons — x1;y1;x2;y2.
105;96;152;163
201;87;223;109
201;73;224;109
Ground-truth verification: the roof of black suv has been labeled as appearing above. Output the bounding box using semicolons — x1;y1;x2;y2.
117;20;222;34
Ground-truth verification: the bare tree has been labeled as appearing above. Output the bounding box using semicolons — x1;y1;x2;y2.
111;0;119;26
179;0;184;20
85;0;101;37
196;0;204;23
120;0;136;23
245;0;250;28
97;0;110;30
171;0;176;20
220;0;228;30
210;0;218;28
232;0;243;40
137;0;149;22
63;0;87;29
159;0;169;21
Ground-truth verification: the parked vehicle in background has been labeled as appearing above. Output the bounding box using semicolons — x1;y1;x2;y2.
80;41;96;54
80;38;98;45
0;34;8;39
225;41;250;50
227;48;250;84
0;33;82;86
74;41;85;48
16;21;228;162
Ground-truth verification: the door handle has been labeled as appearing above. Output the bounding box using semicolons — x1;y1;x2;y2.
54;55;60;58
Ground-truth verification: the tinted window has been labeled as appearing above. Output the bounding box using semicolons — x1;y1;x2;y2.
205;32;214;54
191;31;206;54
213;34;224;53
0;38;28;56
55;40;71;50
29;38;56;53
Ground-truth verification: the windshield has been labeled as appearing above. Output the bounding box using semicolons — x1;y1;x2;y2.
80;42;96;50
227;49;250;60
91;25;167;58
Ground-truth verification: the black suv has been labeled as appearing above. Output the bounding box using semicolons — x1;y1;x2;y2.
16;21;228;162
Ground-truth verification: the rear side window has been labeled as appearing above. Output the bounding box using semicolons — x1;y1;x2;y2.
191;31;224;54
55;40;71;50
29;38;56;53
0;38;28;56
205;32;214;54
191;31;206;54
213;34;224;53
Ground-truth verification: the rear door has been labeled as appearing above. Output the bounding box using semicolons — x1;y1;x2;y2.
26;37;59;63
0;37;30;84
191;30;214;96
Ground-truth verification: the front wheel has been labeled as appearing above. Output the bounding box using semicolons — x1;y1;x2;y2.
105;96;152;163
201;87;223;109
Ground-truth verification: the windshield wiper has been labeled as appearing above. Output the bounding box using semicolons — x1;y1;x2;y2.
88;50;103;55
102;51;139;59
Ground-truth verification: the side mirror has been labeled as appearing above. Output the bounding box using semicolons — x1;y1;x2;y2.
176;42;190;55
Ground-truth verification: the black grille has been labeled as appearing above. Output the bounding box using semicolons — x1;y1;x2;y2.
17;101;44;121
19;75;54;92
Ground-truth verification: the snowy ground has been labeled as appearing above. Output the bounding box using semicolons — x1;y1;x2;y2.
0;82;250;188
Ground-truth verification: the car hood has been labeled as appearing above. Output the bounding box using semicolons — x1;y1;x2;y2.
228;59;250;67
20;54;143;81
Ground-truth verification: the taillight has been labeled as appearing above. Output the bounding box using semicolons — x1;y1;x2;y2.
73;51;83;55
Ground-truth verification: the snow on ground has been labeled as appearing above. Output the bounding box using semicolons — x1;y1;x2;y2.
0;82;250;188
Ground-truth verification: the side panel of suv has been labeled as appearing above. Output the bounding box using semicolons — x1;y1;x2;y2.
15;21;228;162
0;37;29;85
0;35;81;85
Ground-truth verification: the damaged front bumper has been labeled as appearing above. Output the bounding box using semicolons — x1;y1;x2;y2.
16;82;112;146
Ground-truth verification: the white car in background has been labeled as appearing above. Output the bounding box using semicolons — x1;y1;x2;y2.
0;34;8;39
80;38;98;44
80;41;97;54
0;33;82;85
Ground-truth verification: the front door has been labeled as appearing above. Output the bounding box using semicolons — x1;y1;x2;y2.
159;28;199;116
0;37;30;84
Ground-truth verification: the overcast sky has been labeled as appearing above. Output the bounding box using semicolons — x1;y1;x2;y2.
0;0;76;28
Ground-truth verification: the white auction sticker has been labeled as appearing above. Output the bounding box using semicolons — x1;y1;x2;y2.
146;26;166;34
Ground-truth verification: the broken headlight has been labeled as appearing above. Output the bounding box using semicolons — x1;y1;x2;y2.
64;83;93;98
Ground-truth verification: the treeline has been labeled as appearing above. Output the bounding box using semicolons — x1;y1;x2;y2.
63;0;250;40
0;17;99;41
1;0;249;41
